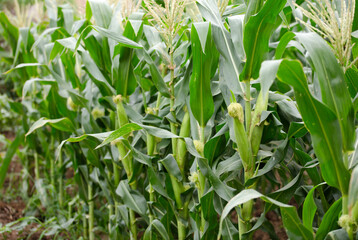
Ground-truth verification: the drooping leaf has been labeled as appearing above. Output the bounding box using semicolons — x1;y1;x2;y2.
26;117;76;137
148;168;170;199
91;26;142;49
147;220;170;240
217;189;293;239
116;181;149;222
22;78;57;98
296;32;355;151
81;51;115;96
159;155;182;182
277;59;350;194
96;123;142;149
197;158;234;202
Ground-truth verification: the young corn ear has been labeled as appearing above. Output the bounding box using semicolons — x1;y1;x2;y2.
228;103;253;172
194;140;204;156
249;91;267;157
177;111;190;174
113;95;129;127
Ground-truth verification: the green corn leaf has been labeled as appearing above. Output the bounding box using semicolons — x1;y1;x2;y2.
0;133;24;189
348;166;358;219
5;63;45;74
245;139;288;187
116;181;148;222
150;220;170;240
31;27;60;51
316;198;342;240
0;12;19;52
92;26;142;49
26;117;76;137
190;22;217;127
50;37;85;61
240;0;286;81
215;153;242;176
197;0;245;94
197;158;234;202
88;0;112;28
302;183;326;233
277;59;350;194
281;207;314;240
287;122;307;139
148;168;170;199
296;32;355;152
113;20;143;96
159;155;182;182
96;122;179;149
345;67;358;98
81;51;115;96
227;15;245;61
275;31;296;60
136;48;171;98
22;78;56;98
244;0;264;24
291;145;322;186
217;189;294;239
204;134;226;165
143;221;170;240
325;229;350;240
95;123;142;149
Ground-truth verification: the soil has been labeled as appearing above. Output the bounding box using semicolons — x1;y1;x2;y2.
252;199;288;240
1;130;290;239
253;211;288;240
0;199;49;240
0;162;51;240
0;131;51;240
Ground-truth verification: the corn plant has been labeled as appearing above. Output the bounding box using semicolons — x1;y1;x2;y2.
1;0;358;239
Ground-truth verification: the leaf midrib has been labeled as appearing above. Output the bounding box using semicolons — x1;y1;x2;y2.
281;63;345;192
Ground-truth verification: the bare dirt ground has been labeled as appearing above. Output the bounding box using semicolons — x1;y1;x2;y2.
0;132;51;240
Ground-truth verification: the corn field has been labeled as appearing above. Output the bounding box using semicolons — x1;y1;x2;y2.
0;0;358;239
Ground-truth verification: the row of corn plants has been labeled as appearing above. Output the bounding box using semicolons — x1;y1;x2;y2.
1;0;358;239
